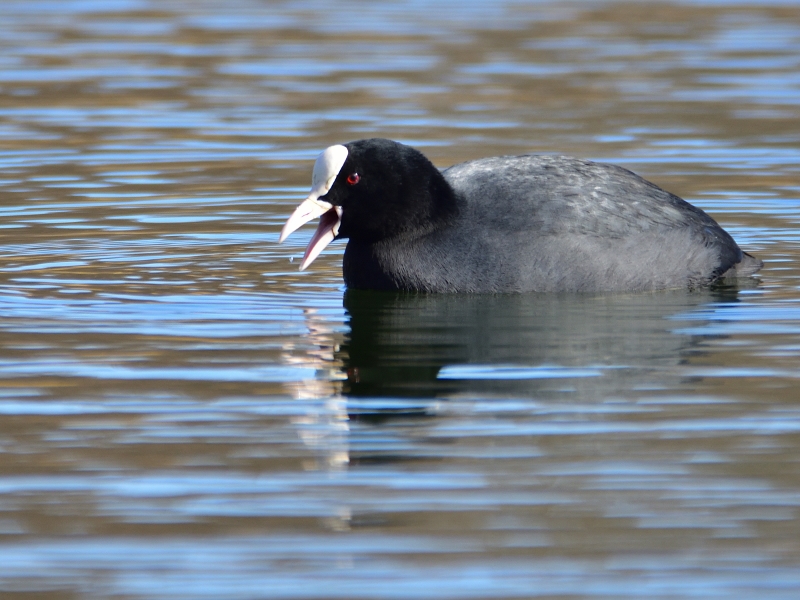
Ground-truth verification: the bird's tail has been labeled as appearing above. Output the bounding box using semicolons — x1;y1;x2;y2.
722;251;763;279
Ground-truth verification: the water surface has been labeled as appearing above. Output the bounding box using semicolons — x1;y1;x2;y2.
1;1;800;598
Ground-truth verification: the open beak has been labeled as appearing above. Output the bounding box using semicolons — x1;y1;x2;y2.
280;144;349;271
279;197;343;271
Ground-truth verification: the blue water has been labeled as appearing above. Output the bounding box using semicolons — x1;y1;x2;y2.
0;1;799;598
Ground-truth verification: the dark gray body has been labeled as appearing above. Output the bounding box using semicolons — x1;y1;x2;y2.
343;154;761;293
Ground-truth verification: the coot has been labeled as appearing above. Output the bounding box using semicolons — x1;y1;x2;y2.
280;138;762;293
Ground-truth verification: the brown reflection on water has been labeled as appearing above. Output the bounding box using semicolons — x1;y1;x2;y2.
0;0;799;598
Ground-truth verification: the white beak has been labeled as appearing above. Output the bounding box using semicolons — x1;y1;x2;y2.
280;199;342;271
279;144;348;271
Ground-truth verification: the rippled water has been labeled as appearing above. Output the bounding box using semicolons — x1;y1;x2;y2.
1;1;800;598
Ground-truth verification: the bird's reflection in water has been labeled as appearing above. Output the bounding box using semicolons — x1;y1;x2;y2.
283;307;349;472
340;285;745;403
288;284;745;478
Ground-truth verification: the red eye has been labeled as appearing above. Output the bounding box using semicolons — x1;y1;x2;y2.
346;172;360;185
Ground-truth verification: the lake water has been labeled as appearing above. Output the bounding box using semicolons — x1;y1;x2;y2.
1;0;799;598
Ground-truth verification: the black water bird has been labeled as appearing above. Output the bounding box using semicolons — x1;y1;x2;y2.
280;138;762;293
